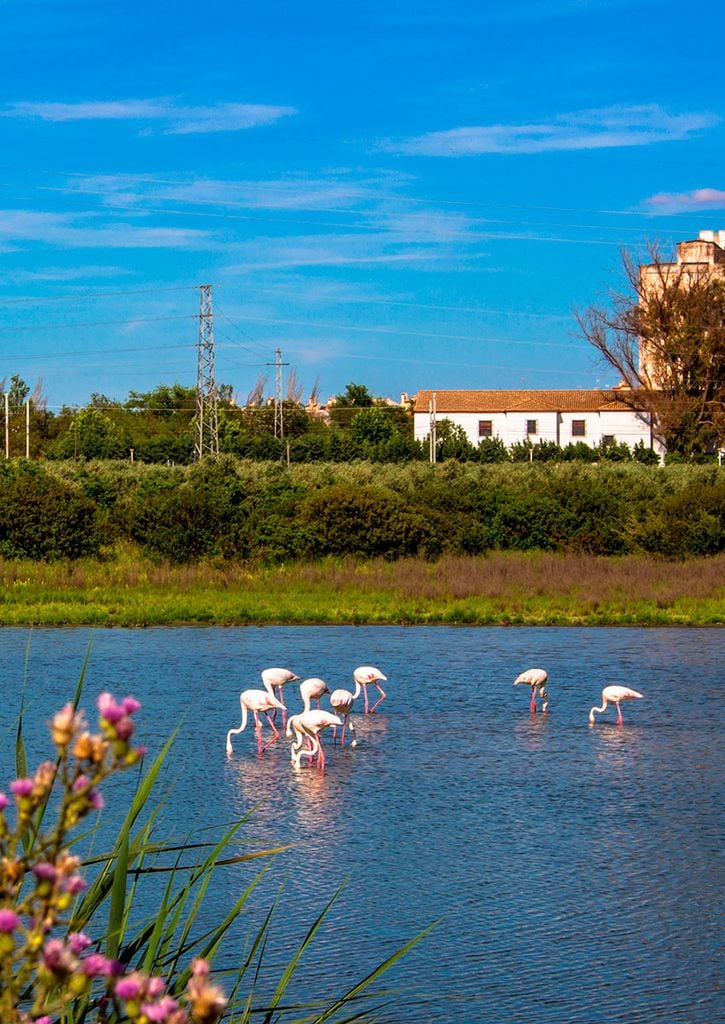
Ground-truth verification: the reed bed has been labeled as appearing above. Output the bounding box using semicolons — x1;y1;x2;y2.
1;550;722;627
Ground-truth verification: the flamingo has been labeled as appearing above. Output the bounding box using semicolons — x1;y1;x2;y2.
261;667;299;725
299;677;330;713
589;685;643;725
329;678;361;747
354;665;387;714
226;689;286;755
513;668;549;712
286;710;342;770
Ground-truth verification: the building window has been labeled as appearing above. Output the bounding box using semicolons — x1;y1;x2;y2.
572;420;586;437
526;419;538;435
602;434;615;446
478;420;493;437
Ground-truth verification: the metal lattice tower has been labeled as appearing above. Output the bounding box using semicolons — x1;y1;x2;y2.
194;285;219;460
268;347;289;440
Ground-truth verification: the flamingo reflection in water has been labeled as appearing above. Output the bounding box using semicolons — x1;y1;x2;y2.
226;689;286;756
589;685;643;725
513;668;549;713
286;709;343;770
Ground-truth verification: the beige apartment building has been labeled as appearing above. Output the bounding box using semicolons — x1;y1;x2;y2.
639;228;725;383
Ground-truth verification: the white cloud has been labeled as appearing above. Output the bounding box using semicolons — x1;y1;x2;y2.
643;187;725;213
1;99;296;134
384;104;717;156
0;209;214;249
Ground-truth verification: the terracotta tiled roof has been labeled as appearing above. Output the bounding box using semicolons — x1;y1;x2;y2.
412;389;638;413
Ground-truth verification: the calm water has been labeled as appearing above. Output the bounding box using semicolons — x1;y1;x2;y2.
0;626;722;1023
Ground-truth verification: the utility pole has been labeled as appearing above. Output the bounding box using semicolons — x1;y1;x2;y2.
267;347;289;441
429;392;437;464
194;284;219;460
4;393;8;459
25;398;30;459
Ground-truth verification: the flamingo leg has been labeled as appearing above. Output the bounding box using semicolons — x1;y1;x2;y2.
261;713;281;749
616;703;624;725
363;685;370;714
340;718;347;747
529;688;537;712
369;685;386;714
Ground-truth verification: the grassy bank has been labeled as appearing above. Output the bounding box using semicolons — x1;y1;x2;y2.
1;550;723;627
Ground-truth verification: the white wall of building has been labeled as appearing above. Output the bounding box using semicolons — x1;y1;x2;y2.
414;408;663;453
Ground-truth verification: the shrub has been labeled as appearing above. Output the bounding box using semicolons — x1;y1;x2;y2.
0;464;101;560
298;483;438;559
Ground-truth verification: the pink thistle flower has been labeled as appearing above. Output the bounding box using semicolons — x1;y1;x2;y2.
73;774;89;792
32;862;58;882
114;716;135;741
142;996;179;1022
88;788;104;810
68;932;92;954
115;974;143;1000
122;696;141;715
147;976;166;998
10;778;33;798
42;938;75;973
82;953;113;976
63;874;87;894
97;692;124;724
0;909;21;932
0;792;8;810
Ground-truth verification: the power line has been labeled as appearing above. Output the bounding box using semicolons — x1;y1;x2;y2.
0;285;202;305
1;314;196;333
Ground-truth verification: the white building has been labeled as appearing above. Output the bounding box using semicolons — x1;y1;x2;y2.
413;389;665;456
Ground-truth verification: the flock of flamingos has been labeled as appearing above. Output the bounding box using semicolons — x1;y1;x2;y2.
225;666;644;769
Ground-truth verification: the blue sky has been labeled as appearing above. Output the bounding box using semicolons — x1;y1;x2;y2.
2;0;724;412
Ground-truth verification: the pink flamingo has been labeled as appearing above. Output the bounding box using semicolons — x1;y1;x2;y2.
226;689;286;755
589;685;643;725
261;667;299;725
513;668;549;712
354;665;387;714
299;677;330;713
286;710;342;770
329;678;361;747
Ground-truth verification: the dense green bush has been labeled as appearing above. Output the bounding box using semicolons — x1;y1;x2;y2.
0;463;101;559
298;483;440;559
6;458;723;563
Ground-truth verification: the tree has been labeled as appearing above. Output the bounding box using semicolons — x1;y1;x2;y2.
577;243;725;456
333;382;374;408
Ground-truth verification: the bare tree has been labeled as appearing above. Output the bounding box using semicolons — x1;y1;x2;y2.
285;367;304;404
246;373;268;408
577;243;725;455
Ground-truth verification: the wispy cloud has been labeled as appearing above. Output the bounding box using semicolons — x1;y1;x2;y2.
1;99;296;134
0;209;214;249
384;104;717;156
9;264;131;283
643;186;725;213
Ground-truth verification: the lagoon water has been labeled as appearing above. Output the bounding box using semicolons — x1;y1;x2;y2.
0;625;722;1023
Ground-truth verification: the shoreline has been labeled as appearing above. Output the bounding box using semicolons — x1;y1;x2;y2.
3;551;722;628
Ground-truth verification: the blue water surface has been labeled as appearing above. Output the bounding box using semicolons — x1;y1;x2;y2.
0;626;722;1024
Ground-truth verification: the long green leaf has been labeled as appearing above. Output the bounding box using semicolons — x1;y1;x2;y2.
106;830;129;960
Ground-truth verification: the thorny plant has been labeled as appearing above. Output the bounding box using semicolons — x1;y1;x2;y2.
0;694;227;1024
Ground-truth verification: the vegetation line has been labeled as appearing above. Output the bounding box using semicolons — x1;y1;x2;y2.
2;552;722;628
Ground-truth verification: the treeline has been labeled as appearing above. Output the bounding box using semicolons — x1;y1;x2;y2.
7;377;684;466
1;458;722;564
